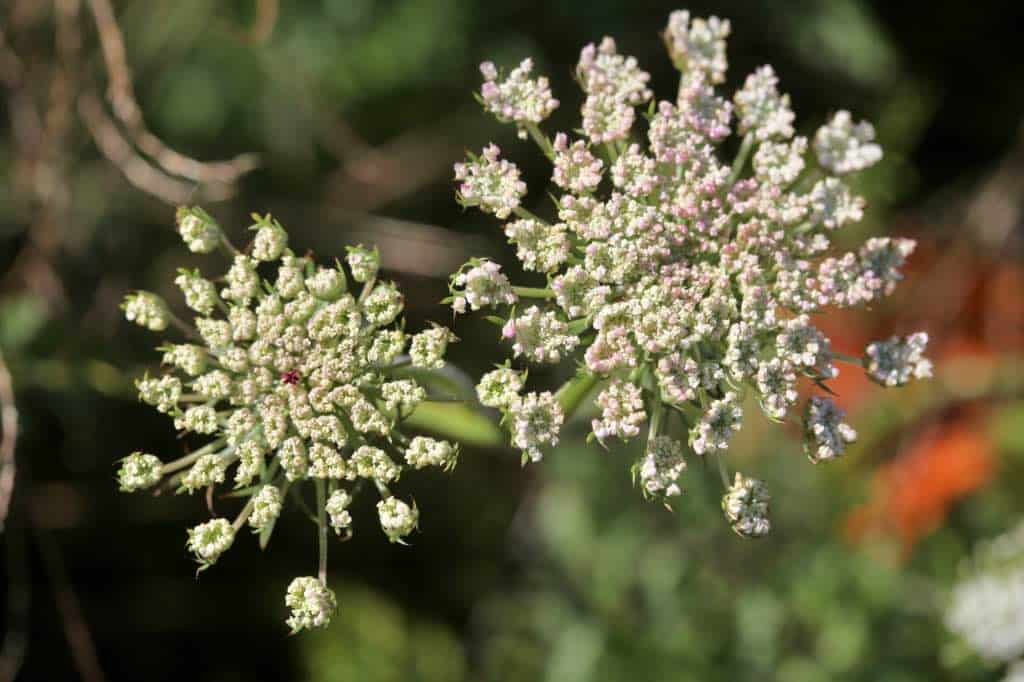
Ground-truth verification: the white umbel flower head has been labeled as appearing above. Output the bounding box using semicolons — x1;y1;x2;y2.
592;379;646;442
453;9;928;533
250;215;289;262
509;391;563;462
722;472;771;538
124;208;465;630
663;10;731;84
122;291;170;332
186;518;235;566
285;577;337;633
479;58;559;139
691;392;743;455
814;110;883;174
345;245;379;284
118;452;163;492
476;366;525;409
454;144;527;219
404;436;458;470
449;259;516;314
409;325;458;369
248;485;282;530
325;489;353;534
176;206;221;253
377;497;418;543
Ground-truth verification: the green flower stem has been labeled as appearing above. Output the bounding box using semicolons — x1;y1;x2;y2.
512;286;555;299
604;142;620;163
525;122;555;160
727;132;755;185
161;438;227;474
358;274;378;305
512;205;548;224
231;496;255;532
833;351;864;366
556;372;600;420
648;398;664;444
716;454;730;488
167;312;200;342
315;479;328;583
219;234;241;258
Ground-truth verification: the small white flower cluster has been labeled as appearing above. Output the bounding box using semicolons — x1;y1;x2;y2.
865;332;933;387
456;10;929;536
947;521;1024;672
286;577;337;634
721;472;771;538
121;209;462;631
637;435;687;500
479;59;559;140
803;396;857;463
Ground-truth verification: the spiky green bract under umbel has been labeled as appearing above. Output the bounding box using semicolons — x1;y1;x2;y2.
452;9;931;535
121;209;460;632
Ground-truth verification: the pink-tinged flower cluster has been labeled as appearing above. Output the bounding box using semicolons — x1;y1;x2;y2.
454;10;929;535
479;59;559;140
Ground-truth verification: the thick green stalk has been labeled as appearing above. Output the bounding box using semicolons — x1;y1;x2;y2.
556;372;600;419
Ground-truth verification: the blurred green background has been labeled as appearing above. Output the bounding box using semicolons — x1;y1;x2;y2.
1;0;1023;680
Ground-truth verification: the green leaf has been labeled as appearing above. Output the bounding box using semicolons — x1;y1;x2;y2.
391;364;476;400
555;372;600;418
404;402;502;448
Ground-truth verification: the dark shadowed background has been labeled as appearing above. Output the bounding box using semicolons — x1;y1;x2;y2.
1;1;1023;680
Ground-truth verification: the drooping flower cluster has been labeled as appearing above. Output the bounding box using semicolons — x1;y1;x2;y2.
947;521;1024;676
121;208;460;631
453;10;930;534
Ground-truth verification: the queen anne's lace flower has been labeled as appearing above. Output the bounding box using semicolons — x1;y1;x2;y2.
455;10;928;538
120;209;462;630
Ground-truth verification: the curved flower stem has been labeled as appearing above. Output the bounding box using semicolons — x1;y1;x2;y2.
512;286;555;300
161;438;227;474
716;454;730;488
167;312;200;342
727;132;754;185
833;351;864;366
231;497;254;532
315;479;328;584
219;234;241;259
556;372;600;419
524;123;554;160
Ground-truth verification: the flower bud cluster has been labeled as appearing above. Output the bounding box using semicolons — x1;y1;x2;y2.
121;209;462;630
456;10;929;537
